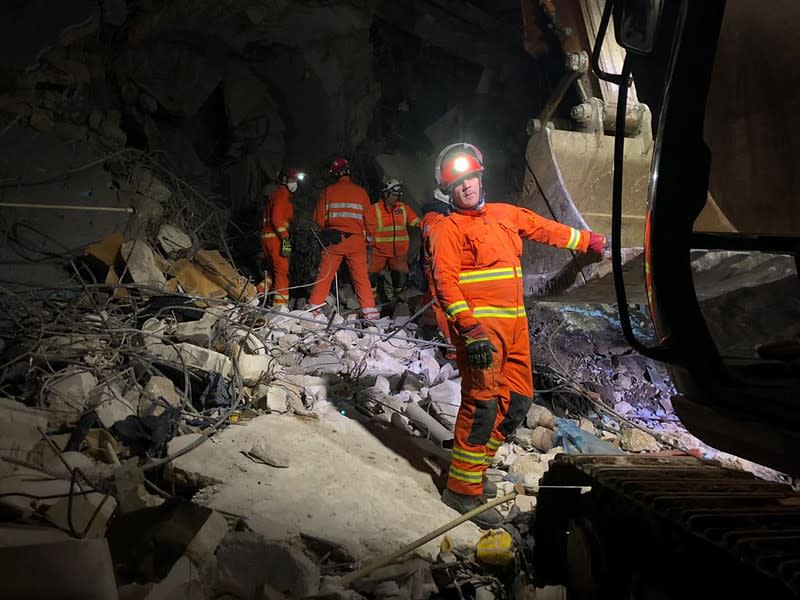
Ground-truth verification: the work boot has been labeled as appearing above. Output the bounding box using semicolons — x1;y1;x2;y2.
483;476;498;497
441;489;503;529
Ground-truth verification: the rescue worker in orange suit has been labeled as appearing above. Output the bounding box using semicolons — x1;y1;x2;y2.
420;188;455;359
261;167;303;308
428;143;607;528
307;158;380;320
368;178;421;303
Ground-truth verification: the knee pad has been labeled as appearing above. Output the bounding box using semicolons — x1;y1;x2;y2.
467;397;499;445
498;391;533;437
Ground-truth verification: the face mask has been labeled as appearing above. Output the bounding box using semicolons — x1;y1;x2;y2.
287;182;298;193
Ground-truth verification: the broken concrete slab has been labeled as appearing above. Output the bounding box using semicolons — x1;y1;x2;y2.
508;453;552;489
246;440;290;468
130;166;172;204
156;223;192;254
215;533;320;599
174;311;218;345
44;370;97;429
0;538;118;600
120;240;167;289
427;379;461;430
198;415;482;560
93;385;137;428
236;352;279;386
42;450;97;480
619;427;661;452
151;343;233;378
0;398;49;460
254;384;288;412
45;491;117;538
185;510;229;565
143;556;202;600
165;434;233;488
143;375;181;413
526;404;555;429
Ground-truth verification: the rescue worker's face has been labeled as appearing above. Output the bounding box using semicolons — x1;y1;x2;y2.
452;175;481;209
287;181;298;193
386;192;400;206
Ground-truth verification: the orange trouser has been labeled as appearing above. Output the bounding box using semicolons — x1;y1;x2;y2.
308;233;378;316
447;315;534;496
368;252;409;273
262;237;289;305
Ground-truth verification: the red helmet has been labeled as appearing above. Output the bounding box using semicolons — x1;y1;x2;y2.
434;143;484;191
329;157;350;177
278;167;304;184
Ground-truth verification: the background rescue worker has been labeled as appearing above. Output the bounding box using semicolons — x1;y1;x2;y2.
261;167;303;308
308;158;379;320
368;178;421;303
428;143;607;528
420;188;455;359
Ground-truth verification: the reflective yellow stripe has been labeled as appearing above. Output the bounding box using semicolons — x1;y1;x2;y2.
565;227;581;250
448;466;483;483
410;217;420;226
375;235;409;242
445;300;469;317
458;266;522;284
276;226;288;233
487;437;503;450
472;305;526;319
452;448;487;466
262;232;277;239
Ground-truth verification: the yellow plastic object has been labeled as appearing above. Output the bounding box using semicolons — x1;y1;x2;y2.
475;529;515;566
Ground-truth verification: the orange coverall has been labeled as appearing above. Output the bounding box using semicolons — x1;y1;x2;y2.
421;211;452;344
428;202;591;495
308;176;378;317
368;200;421;274
261;185;293;306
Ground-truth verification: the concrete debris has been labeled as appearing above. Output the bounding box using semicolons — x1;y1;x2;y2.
0;538;118;600
619;427;661;453
143;376;182;412
0;398;49;460
156;223;192;254
165;434;231;489
93;385;137;428
130;167;172;204
174;311;218;345
236;351;280;386
42;450;97;480
151;343;233;378
120;240;167;289
185;509;230;565
254;384;289;412
246;440;290;468
526;404;555;429
427;379;461;430
45;492;118;538
43;370;97;429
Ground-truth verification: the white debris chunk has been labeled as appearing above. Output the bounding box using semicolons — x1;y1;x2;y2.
185;510;230;565
255;384;288;412
93;385;136;428
44;370;98;428
509;453;552;489
157;223;193;254
0;398;49;460
427;379;462;429
144;376;181;411
120;240;167;288
236;352;279;385
175;311;218;345
150;343;232;377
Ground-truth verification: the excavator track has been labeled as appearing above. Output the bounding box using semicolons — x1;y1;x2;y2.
533;454;800;598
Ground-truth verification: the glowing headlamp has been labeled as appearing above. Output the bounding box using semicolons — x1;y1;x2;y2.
453;156;470;172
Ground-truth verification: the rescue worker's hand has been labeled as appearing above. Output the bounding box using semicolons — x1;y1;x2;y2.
280;237;292;257
459;323;497;369
587;232;607;255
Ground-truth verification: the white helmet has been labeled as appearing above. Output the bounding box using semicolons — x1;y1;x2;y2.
381;178;404;197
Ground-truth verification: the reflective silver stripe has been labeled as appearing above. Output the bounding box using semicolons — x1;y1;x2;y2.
565;227;581;250
261;232;277;239
276;226;287;233
328;202;363;211
472;305;526;318
328;211;363;219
